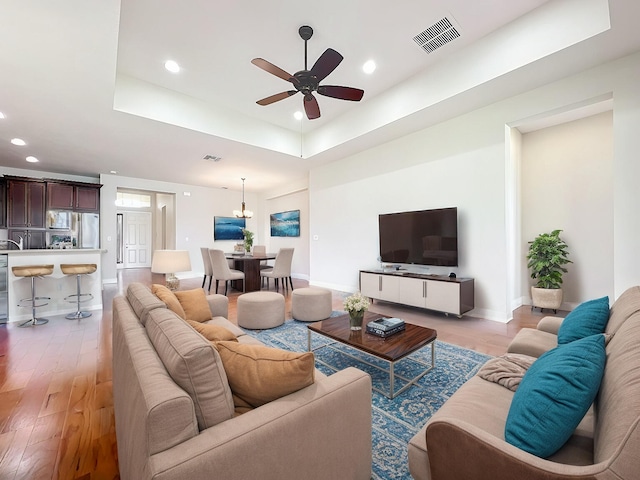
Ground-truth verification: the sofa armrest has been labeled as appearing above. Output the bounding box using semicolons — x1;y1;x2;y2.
148;367;372;480
206;294;228;318
537;316;564;335
425;418;604;480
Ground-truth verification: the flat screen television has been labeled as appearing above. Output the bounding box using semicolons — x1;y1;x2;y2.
378;207;458;267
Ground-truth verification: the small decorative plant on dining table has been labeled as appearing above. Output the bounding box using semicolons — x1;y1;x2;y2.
242;228;254;253
344;291;370;331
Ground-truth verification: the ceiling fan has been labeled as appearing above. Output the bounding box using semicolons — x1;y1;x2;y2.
251;25;364;120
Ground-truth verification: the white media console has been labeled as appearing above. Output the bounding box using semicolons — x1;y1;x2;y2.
359;270;474;317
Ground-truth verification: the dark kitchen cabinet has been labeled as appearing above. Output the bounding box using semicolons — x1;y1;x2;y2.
47;182;75;209
0;180;5;228
47;181;100;212
74;185;100;212
7;179;46;228
8;229;47;249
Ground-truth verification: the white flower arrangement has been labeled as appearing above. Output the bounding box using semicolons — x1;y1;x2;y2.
343;291;370;314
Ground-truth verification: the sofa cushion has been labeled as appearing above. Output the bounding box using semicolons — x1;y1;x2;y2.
187;320;238;342
151;284;186;319
215;341;315;408
174;288;212;322
145;308;234;430
126;282;167;326
557;296;609;344
505;334;606;458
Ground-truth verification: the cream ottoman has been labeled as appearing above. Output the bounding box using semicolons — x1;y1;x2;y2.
291;287;332;322
237;291;285;329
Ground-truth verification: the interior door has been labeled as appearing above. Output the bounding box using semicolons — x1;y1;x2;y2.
123;212;152;268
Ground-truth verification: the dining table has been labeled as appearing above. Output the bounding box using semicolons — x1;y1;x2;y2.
225;253;277;292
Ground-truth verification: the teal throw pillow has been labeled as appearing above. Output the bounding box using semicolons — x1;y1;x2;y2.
504;334;606;458
557;296;609;344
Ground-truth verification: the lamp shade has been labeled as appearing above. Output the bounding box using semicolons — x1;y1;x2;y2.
151;250;192;274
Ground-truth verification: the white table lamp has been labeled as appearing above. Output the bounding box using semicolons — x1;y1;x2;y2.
151;250;191;290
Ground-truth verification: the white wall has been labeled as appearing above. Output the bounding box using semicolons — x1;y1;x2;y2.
521;112;614;307
308;51;640;322
264;189;309;279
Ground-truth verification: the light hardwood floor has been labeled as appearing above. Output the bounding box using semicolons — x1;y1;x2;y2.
0;269;559;479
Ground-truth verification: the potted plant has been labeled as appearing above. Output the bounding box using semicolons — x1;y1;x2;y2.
242;228;254;253
526;229;572;313
343;291;370;331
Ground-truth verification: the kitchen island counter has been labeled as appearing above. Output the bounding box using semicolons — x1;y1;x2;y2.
2;249;105;323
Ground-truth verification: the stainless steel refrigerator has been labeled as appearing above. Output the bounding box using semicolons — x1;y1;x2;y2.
73;213;100;249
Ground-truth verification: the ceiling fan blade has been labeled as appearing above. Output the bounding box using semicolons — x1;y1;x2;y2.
317;85;364;102
309;48;343;82
304;94;320;120
251;58;298;85
256;91;298;106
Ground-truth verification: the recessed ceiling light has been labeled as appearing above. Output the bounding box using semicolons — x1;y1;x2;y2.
26;156;39;163
0;112;5;119
110;170;118;174
164;60;180;73
294;111;303;121
363;60;376;74
11;138;26;146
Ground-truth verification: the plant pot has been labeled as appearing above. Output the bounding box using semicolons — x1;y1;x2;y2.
349;311;365;331
531;287;563;313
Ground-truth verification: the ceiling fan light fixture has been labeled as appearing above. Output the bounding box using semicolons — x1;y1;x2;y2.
293;111;303;120
233;177;253;218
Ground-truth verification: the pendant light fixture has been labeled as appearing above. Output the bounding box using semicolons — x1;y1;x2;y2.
233;177;253;218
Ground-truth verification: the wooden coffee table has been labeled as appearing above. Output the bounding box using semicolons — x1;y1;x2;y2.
307;311;437;398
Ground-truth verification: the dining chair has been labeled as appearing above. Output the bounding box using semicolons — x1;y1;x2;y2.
200;247;214;292
209;249;245;296
252;245;271;271
260;247;294;292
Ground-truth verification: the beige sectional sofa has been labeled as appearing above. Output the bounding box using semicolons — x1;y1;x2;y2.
408;285;640;480
112;282;373;480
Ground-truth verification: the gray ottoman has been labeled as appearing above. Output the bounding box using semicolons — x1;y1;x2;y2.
291;287;333;322
237;291;285;329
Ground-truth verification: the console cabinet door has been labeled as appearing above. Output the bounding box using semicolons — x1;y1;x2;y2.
360;272;400;302
425;280;460;315
397;279;427;308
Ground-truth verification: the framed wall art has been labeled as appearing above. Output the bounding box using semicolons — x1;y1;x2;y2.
214;216;246;240
270;210;300;237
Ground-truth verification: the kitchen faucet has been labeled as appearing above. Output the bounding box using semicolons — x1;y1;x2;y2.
5;235;23;250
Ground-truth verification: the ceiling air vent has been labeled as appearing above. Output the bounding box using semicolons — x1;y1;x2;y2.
203;154;222;162
413;17;460;54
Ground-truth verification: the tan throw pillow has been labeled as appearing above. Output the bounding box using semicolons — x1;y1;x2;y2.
187;320;238;342
175;288;211;323
145;308;235;430
215;341;315;408
151;284;186;319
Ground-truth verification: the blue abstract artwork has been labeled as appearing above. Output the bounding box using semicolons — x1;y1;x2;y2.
214;216;246;240
270;210;300;237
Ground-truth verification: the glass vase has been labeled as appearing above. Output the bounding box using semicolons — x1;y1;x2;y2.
349;311;365;331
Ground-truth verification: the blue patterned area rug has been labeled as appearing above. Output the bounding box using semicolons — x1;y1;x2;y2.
242;313;492;480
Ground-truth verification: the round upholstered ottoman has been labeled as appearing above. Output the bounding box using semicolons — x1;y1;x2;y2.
291;287;333;322
237;291;285;329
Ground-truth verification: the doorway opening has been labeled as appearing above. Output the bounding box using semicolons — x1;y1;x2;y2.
115;189;176;269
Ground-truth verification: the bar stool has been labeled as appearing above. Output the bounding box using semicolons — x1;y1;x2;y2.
60;263;97;320
12;264;54;327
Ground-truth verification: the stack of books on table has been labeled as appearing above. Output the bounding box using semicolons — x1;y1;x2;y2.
366;317;405;338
